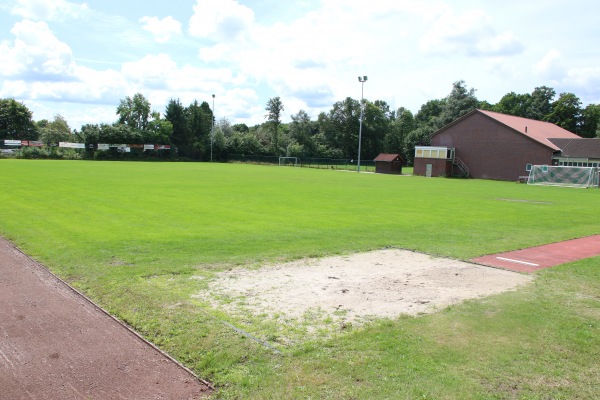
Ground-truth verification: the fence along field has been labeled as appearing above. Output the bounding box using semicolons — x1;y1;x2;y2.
0;159;599;399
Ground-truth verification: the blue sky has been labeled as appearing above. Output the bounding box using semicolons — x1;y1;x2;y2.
1;0;599;130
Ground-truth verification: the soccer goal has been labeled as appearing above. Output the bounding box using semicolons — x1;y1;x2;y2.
279;157;299;167
527;165;599;188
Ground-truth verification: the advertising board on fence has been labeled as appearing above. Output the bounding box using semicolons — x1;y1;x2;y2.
59;142;85;149
144;144;155;150
4;140;22;146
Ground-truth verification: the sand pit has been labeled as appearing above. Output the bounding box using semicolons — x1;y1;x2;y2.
199;249;533;328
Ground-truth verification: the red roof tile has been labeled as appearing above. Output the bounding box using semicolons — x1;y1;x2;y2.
374;153;402;162
477;109;580;150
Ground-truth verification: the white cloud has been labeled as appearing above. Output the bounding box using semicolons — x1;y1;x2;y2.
10;0;89;21
0;20;128;105
565;67;600;90
139;16;182;43
0;20;76;79
533;49;565;80
199;43;232;63
188;0;255;40
121;54;178;89
475;31;523;57
1;66;126;105
420;8;523;57
3;0;598;129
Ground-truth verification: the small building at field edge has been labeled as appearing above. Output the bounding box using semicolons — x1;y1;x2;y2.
374;153;403;174
413;109;593;181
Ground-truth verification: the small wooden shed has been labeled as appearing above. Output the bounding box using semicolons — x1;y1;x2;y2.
374;153;403;174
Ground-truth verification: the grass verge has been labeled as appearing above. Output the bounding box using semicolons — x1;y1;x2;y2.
0;159;598;398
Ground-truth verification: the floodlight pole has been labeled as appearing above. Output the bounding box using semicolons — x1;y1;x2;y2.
211;94;215;162
357;75;367;172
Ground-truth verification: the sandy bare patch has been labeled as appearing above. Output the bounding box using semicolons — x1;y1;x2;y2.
196;249;533;328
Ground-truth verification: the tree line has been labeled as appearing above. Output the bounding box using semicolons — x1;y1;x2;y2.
1;81;599;163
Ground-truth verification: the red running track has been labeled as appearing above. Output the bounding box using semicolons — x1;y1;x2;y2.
471;235;600;273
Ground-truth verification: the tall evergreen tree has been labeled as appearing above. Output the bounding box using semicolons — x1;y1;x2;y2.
265;97;284;155
165;98;192;156
436;80;479;128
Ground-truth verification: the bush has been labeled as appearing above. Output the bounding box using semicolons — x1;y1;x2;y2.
16;147;83;160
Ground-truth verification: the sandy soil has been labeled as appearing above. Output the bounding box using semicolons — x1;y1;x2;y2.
200;249;533;325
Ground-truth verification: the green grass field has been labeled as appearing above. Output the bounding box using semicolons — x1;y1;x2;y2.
1;159;599;399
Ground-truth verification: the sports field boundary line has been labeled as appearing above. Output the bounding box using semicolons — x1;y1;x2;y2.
8;239;215;391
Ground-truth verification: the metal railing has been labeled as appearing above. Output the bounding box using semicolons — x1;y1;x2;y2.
453;157;469;178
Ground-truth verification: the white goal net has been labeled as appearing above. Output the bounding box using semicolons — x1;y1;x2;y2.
279;157;299;167
527;165;599;188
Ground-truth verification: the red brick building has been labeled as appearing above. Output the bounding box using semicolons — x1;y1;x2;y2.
413;109;581;181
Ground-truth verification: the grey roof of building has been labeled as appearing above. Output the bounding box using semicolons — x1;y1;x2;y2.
548;138;600;158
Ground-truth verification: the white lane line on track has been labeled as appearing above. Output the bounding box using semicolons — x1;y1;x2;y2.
495;257;539;267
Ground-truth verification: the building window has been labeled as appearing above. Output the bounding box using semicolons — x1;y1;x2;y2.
414;146;454;160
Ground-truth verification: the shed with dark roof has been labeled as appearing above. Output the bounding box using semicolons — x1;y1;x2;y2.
374;153;403;174
413;109;582;181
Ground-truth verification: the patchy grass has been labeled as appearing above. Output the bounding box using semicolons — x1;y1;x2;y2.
0;159;599;399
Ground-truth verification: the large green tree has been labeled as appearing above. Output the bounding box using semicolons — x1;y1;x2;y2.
38;114;72;144
385;107;414;157
187;100;213;159
318;97;360;159
436;80;479;128
361;100;391;159
265;97;284;155
494;92;531;117
289;110;317;156
581;103;600;138
544;92;582;133
165;99;192;156
0;98;38;140
146;112;173;144
528;86;555;120
403;126;432;165
414;99;445;130
116;93;151;130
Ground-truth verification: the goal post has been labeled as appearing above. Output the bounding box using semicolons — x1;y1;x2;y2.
527;165;599;188
279;157;299;167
